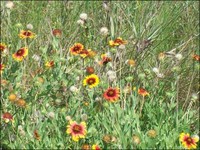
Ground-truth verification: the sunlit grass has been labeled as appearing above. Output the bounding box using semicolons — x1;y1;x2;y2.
0;1;199;149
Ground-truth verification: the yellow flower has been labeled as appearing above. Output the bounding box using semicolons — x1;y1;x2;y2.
109;37;127;47
66;120;87;142
70;43;84;55
179;132;199;149
45;61;54;68
0;64;5;74
19;30;36;39
0;43;7;52
8;93;17;102
83;74;99;88
92;144;101;150
138;88;149;97
12;47;28;61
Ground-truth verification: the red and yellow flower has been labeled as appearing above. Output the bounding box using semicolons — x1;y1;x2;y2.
109;37;127;47
0;43;7;52
70;43;84;55
45;61;54;68
2;112;14;123
179;132;199;149
138;88;149;97
103;87;120;102
34;129;41;141
12;47;28;61
99;53;112;65
192;54;200;62
86;66;95;74
80;49;90;58
19;30;36;39
52;29;62;37
92;144;101;150
0;64;5;74
83;74;99;88
126;59;136;67
81;144;90;150
66;120;87;142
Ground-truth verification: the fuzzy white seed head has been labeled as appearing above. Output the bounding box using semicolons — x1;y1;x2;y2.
152;67;159;74
81;114;88;121
80;13;88;20
5;1;14;9
107;70;115;76
65;116;71;121
69;86;78;93
175;53;183;60
77;19;85;25
118;44;126;50
108;75;116;81
32;54;41;62
47;112;55;119
100;27;109;36
26;23;33;30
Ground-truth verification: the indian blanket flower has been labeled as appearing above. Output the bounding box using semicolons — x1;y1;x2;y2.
34;129;41;141
179;132;199;149
45;61;54;68
8;93;17;102
82;144;90;150
103;87;120;102
138;88;149;97
2;112;14;123
132;135;141;145
0;43;7;52
109;37;127;47
147;129;157;138
192;54;200;62
52;29;62;37
83;74;99;88
15;99;26;108
158;52;165;61
66;120;87;142
0;64;5;74
86;66;95;74
19;30;36;39
126;59;136;67
12;47;28;61
80;49;90;58
99;53;112;65
70;43;84;55
92;144;101;150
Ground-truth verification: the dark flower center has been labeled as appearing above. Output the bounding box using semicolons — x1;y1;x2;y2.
87;78;95;85
74;46;81;52
3;112;13;120
102;57;111;64
114;39;123;44
23;31;32;36
0;45;5;50
0;64;3;70
16;49;24;56
185;137;194;145
80;50;89;55
49;61;54;66
107;89;115;97
73;125;82;133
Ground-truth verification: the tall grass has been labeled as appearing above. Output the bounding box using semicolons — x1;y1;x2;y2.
0;1;199;149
